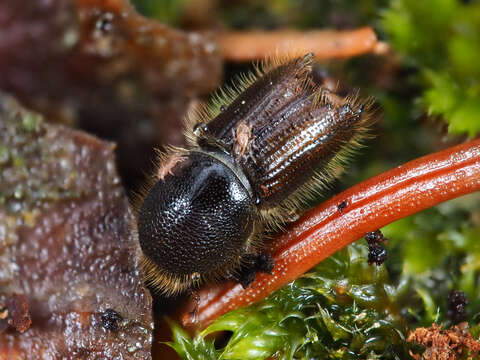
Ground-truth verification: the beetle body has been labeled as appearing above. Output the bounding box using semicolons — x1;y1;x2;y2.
137;54;373;295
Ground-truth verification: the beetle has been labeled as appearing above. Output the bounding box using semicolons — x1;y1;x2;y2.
136;53;373;295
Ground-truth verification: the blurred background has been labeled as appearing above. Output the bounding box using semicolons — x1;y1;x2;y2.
1;0;480;358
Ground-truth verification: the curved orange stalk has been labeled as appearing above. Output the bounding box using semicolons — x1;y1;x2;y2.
219;27;378;61
181;139;480;329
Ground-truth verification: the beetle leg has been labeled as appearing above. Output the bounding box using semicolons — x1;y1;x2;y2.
227;253;274;288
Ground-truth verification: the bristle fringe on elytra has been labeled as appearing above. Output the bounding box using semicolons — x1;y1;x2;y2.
184;53;316;145
261;51;314;74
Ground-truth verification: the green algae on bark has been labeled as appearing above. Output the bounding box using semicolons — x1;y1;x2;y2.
0;96;86;217
0;96;153;358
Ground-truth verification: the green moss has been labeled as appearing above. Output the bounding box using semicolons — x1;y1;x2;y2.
21;111;42;132
130;0;184;25
169;193;480;359
383;0;480;137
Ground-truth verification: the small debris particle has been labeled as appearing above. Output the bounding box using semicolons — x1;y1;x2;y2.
447;290;468;323
408;322;480;360
233;123;252;157
101;308;123;332
365;230;388;266
0;308;8;320
365;229;387;246
261;184;270;196
21;112;42;132
157;154;184;181
337;200;348;213
0;294;32;333
95;12;114;32
367;244;388;266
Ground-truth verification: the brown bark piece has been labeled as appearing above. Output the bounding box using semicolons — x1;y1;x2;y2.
0;96;153;359
0;294;31;334
0;0;222;184
408;323;480;360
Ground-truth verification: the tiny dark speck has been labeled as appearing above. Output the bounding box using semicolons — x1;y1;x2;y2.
96;19;111;32
447;290;468;323
365;230;388;266
101;308;122;331
337;200;348;213
365;229;387;246
367;244;387;266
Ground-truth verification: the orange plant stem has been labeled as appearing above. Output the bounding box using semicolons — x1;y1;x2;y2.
219;27;378;61
182;139;480;329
